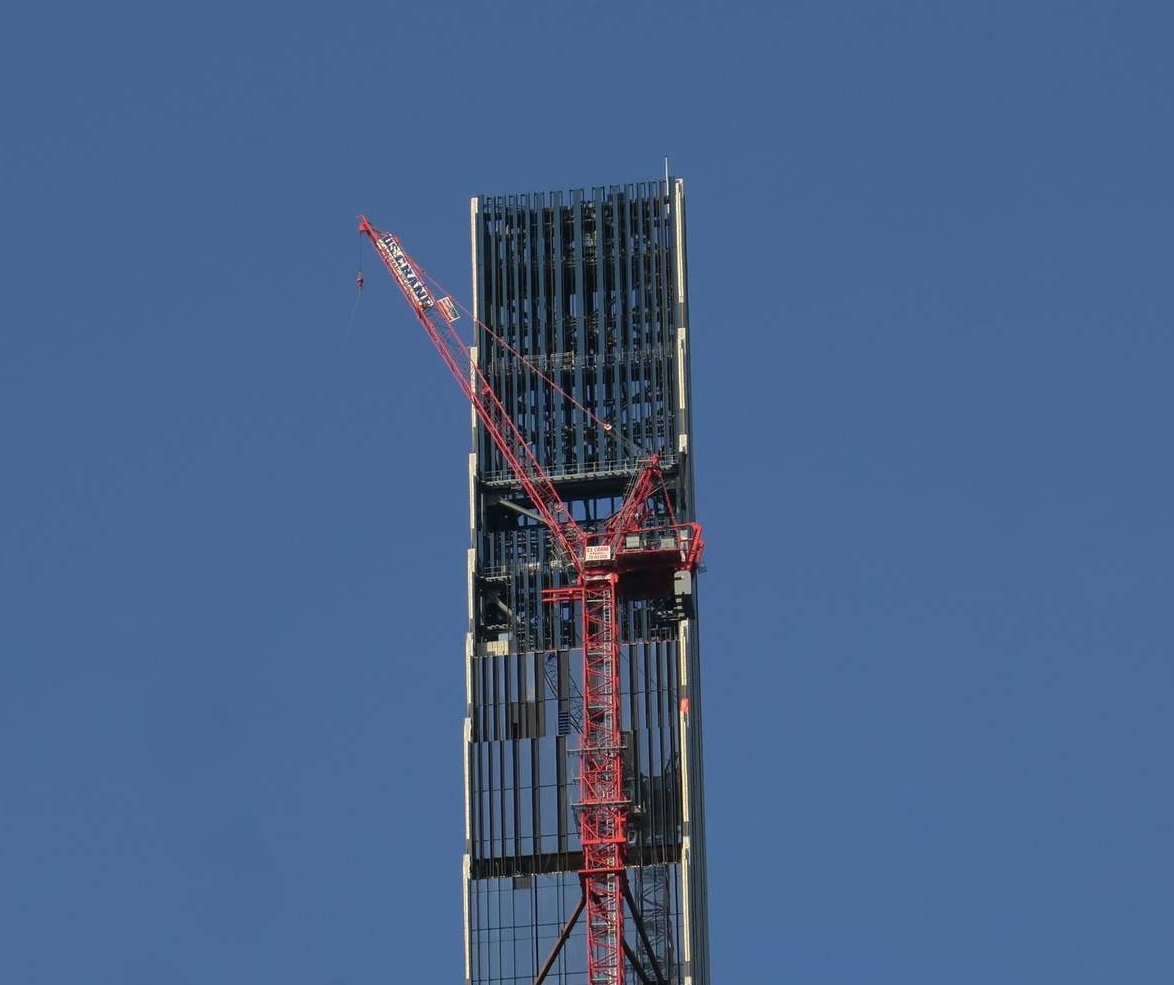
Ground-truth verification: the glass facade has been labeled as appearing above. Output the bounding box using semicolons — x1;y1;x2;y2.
463;179;709;985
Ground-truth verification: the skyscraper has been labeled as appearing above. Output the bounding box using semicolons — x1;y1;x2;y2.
464;178;709;985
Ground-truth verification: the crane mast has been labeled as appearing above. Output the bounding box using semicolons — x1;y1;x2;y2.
359;216;703;985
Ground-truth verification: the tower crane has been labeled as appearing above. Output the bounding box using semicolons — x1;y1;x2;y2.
359;216;704;985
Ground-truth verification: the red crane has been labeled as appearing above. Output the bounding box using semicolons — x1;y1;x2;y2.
359;216;703;985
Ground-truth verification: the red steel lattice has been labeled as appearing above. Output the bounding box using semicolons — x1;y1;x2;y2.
360;218;703;985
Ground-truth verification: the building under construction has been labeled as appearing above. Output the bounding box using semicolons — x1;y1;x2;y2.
463;178;710;985
359;175;709;985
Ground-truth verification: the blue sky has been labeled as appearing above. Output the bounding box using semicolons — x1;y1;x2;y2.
1;1;1171;982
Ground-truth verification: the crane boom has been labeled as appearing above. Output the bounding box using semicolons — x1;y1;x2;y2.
360;216;703;985
359;216;588;565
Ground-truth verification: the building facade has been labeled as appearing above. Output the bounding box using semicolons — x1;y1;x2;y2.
463;178;709;985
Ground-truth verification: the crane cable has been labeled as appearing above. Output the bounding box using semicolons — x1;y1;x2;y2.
343;231;365;349
410;259;646;460
356;229;365;292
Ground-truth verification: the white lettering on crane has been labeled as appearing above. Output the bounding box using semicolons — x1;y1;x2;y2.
378;234;434;309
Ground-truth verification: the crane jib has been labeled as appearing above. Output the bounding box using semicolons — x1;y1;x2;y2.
377;234;434;309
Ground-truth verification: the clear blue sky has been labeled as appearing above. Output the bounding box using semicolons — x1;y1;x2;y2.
1;2;1170;982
